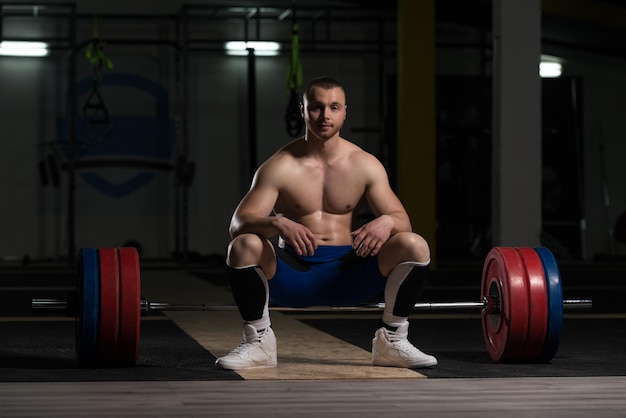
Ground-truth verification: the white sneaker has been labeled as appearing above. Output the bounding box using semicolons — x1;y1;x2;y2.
215;324;277;370
372;322;437;368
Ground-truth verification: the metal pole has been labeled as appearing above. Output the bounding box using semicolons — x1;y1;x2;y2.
181;9;190;263
66;5;77;263
32;298;593;315
247;48;257;178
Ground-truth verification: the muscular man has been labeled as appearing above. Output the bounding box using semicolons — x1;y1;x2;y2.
216;76;437;370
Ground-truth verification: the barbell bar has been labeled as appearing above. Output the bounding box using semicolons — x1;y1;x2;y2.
149;298;592;313
33;297;592;315
31;246;592;367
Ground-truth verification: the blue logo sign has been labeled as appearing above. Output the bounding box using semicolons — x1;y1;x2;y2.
57;73;176;198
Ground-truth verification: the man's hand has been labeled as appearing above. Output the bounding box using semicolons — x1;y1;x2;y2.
272;214;317;256
351;215;394;257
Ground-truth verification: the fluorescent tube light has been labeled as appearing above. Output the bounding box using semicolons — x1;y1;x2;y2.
224;41;281;56
540;62;562;78
0;41;49;57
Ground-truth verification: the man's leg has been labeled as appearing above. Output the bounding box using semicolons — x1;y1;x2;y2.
372;232;438;368
215;234;277;370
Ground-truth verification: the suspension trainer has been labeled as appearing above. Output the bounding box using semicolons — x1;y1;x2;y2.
284;0;303;137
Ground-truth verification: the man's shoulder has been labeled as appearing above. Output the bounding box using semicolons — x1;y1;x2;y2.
264;139;312;170
341;142;387;180
258;141;302;175
269;142;302;163
344;142;381;164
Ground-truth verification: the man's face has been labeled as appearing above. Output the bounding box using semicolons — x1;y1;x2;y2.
301;86;347;140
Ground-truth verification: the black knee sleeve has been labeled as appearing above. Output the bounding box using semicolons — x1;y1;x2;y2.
226;266;267;321
391;265;429;317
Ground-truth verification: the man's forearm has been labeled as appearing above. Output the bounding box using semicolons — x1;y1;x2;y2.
229;215;281;239
386;212;413;235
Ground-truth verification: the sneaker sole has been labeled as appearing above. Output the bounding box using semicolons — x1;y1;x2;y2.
372;349;438;369
373;358;437;368
215;360;277;370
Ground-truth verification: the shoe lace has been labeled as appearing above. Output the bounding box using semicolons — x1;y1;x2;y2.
231;329;266;354
386;329;415;351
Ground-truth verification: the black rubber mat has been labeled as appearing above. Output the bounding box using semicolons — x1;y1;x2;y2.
299;315;626;378
0;319;242;382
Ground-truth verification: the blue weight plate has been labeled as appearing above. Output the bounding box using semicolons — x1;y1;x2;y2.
533;247;563;362
76;247;100;366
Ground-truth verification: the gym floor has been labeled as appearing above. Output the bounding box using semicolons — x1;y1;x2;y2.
1;260;625;417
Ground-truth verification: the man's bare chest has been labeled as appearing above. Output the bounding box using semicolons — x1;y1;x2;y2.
276;170;366;216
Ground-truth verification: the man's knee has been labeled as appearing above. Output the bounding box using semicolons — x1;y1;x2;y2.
227;233;265;267
378;232;430;275
227;234;277;276
405;232;430;261
390;232;430;261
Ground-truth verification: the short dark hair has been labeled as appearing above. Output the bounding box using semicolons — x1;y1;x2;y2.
303;76;345;101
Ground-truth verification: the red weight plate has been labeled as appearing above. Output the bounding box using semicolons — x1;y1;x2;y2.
117;247;141;366
515;247;549;362
481;247;529;362
97;247;120;365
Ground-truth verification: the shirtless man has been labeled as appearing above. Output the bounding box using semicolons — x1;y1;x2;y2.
216;76;437;370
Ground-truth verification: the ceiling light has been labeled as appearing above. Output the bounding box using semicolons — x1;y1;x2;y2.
224;41;281;56
540;62;562;78
0;41;49;57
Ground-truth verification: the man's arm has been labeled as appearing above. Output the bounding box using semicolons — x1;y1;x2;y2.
351;154;412;256
228;161;282;238
229;159;318;256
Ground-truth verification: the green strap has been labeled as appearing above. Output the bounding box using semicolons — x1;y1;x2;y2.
285;2;302;95
86;40;113;72
85;14;113;80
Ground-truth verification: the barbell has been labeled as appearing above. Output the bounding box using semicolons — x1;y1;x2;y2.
32;246;591;367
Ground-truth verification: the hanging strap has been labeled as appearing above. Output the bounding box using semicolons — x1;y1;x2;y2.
83;13;114;141
285;25;302;94
284;1;303;137
85;14;113;80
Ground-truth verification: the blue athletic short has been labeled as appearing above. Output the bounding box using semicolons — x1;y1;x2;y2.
268;245;387;307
